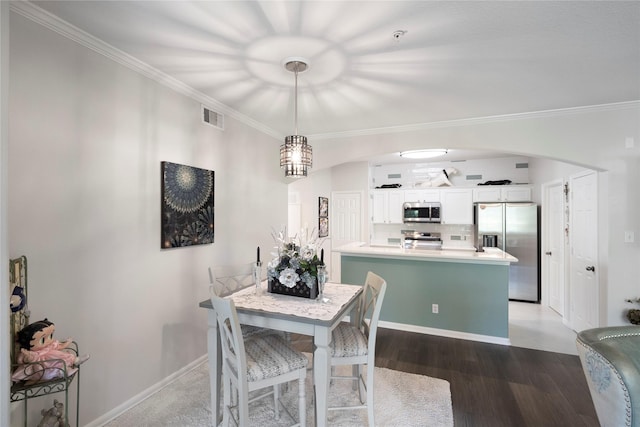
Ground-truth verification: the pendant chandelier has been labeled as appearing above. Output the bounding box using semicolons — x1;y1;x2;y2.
280;58;312;178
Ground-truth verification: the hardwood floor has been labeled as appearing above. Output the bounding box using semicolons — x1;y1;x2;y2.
294;328;598;426
374;328;599;427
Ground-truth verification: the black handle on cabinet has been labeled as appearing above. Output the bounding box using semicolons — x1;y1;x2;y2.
586;266;595;272
545;251;552;256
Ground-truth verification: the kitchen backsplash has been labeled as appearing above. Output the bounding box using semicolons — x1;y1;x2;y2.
371;223;475;249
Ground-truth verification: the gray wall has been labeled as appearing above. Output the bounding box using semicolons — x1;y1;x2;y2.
7;13;286;425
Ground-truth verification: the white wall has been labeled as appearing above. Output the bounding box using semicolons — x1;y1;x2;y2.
4;5;639;425
0;2;10;426
7;13;286;425
313;104;640;331
371;156;531;188
287;168;332;272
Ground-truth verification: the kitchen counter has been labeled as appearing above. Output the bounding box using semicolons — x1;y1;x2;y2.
334;242;518;265
336;242;516;344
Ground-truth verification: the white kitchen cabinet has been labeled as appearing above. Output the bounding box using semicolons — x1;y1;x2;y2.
472;185;532;202
440;188;473;224
371;190;405;224
404;189;441;203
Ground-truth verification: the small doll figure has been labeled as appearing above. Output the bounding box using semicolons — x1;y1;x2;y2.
37;399;65;427
11;318;90;385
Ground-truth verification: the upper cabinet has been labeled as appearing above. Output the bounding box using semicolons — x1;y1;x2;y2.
440;188;473;225
371;185;530;226
472;185;532;202
404;189;441;203
371;189;405;224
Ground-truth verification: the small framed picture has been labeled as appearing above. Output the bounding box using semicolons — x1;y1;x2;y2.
319;217;329;238
319;197;329;218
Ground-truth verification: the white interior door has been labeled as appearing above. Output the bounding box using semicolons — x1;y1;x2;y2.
543;180;565;315
569;171;599;332
330;191;363;282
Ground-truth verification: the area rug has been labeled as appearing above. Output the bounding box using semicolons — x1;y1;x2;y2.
105;357;453;426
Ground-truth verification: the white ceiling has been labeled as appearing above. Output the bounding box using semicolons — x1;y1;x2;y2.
28;1;640;163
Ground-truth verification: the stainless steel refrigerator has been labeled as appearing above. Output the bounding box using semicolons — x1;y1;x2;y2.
474;202;540;302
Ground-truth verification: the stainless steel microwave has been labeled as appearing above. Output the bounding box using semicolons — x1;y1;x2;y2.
402;202;441;223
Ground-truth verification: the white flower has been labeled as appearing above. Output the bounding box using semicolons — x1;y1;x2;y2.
300;244;316;261
279;268;300;288
268;257;280;270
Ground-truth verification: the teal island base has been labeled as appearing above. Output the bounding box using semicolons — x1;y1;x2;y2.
341;254;510;344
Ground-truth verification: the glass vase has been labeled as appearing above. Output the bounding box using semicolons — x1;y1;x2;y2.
254;261;262;295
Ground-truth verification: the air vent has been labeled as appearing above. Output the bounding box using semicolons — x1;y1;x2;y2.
515;162;529;169
202;105;224;130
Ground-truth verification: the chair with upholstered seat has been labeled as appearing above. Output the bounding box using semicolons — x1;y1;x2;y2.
211;294;308;427
328;271;387;426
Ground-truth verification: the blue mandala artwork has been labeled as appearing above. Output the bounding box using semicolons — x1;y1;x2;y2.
161;161;214;248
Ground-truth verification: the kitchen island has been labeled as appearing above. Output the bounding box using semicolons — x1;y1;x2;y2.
334;243;518;344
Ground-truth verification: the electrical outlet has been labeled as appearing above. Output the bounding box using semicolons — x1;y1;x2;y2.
432;304;439;314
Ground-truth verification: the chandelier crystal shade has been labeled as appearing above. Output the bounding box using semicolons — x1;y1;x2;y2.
280;58;312;178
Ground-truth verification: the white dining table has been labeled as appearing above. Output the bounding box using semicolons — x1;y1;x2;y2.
199;282;363;427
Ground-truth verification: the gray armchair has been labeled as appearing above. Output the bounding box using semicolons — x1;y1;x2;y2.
576;326;640;427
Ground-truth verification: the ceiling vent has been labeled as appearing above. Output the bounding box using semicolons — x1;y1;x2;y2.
202;105;224;130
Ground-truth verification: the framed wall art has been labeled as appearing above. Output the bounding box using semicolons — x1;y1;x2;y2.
318;197;328;218
318;197;329;237
319;217;329;238
161;161;214;248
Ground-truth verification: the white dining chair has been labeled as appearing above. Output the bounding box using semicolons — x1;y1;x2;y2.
209;263;279;339
211;294;308;427
208;263;257;297
328;271;387;427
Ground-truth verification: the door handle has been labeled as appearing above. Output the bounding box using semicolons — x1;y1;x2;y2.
545;251;552;256
586;266;595;272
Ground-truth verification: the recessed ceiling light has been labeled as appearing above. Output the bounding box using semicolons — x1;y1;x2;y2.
399;149;448;159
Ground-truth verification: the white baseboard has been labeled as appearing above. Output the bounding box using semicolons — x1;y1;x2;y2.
85;355;208;427
378;320;512;346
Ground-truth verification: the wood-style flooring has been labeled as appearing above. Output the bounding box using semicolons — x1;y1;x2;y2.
295;328;599;426
378;328;599;427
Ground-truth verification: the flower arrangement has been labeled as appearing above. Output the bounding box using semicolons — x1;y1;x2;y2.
267;227;325;297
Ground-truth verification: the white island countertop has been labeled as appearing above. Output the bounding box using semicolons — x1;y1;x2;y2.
334;242;518;265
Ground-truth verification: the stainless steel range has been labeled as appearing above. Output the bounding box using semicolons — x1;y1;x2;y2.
402;231;442;250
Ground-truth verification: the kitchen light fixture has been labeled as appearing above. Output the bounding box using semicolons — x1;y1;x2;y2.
399;149;448;159
280;57;312;178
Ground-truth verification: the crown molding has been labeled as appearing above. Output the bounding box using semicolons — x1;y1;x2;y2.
10;1;639;143
309;100;640;140
10;0;281;140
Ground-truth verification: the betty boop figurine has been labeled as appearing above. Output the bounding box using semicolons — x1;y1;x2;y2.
11;318;89;384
